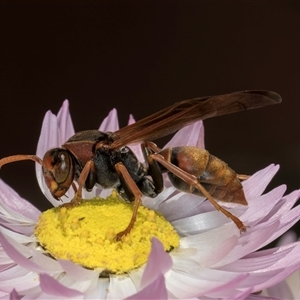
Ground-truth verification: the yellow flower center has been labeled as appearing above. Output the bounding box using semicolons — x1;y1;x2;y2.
34;192;179;274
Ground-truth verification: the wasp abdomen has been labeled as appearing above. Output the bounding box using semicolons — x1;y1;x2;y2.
159;146;247;205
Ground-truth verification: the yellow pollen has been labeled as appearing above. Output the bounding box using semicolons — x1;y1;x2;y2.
34;192;180;274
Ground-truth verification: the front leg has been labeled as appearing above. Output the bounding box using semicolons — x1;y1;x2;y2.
114;162;143;240
62;160;96;207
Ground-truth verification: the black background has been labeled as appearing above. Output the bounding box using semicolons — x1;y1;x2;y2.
0;0;299;235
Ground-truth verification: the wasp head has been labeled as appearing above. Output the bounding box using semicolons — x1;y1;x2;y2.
42;148;75;199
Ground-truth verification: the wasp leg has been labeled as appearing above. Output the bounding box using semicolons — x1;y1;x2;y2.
141;142;164;194
62;160;95;207
115;162;143;241
143;141;162;153
150;153;247;232
71;182;78;193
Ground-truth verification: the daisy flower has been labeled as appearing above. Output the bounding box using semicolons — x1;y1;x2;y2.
0;100;300;299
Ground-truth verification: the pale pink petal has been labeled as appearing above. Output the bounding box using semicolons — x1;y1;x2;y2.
0;226;35;243
58;259;98;281
218;243;300;272
126;273;167;300
0;200;36;225
241;186;286;225
202;273;251;298
0;263;14;272
164;120;205;149
141;238;173;289
127;114;144;161
30;251;63;273
166;269;247;299
99;108;119;132
0;231;61;274
39;273;83;298
0;179;40;221
9;289;20;300
242;164;280;200
247;193;300;249
0;268;39;294
251;263;300;293
22;291;45;299
35;111;61;205
56;100;75;142
265;206;300;246
142;186;178;211
127;114;135;126
158;191;206;222
36;111;60;160
213;221;281;267
54;272;98;296
267;190;300;222
224;288;253;300
0;221;34;236
247;295;280;300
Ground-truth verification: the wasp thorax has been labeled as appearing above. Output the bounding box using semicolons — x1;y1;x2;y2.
42;148;75;199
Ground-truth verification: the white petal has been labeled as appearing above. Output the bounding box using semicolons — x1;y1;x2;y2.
178;227;239;268
107;275;137;299
126;273;168;300
83;278;109;299
158;192;206;222
173;210;237;235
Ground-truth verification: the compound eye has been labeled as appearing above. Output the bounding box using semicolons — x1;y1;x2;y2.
52;151;72;183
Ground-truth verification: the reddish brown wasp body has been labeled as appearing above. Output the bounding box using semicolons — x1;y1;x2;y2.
0;90;281;239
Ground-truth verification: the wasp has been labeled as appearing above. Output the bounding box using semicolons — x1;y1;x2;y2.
0;90;281;239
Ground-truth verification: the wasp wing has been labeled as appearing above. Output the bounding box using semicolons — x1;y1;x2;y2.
110;90;281;149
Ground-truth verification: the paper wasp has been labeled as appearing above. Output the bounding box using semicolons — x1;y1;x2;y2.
0;90;281;239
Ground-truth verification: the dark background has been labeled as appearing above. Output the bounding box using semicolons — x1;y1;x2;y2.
0;0;299;229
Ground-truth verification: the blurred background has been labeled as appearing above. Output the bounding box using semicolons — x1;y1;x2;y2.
0;0;299;235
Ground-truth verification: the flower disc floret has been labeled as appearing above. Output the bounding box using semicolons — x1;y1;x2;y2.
34;192;179;274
